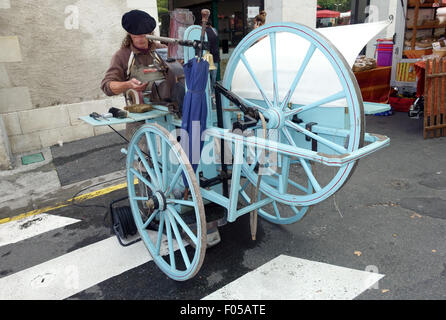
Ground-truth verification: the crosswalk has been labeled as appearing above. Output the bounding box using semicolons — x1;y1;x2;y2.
0;213;80;247
202;255;383;300
0;210;384;300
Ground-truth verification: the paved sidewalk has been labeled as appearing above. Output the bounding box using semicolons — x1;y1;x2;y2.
0;131;128;220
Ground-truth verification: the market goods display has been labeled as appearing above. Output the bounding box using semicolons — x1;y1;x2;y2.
353;56;377;72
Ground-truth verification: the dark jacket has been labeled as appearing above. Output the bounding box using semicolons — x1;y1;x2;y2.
205;26;220;63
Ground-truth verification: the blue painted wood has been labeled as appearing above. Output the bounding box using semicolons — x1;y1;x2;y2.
363;102;391;115
126;123;206;281
220;22;367;210
79;108;169;126
226;141;243;223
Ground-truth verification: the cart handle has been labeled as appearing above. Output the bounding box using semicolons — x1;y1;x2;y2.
205;127;389;167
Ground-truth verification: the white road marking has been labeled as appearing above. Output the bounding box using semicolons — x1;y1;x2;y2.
1;219;384;300
203;255;384;300
0;232;181;300
0;213;80;247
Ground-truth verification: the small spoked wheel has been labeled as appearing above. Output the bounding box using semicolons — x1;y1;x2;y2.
223;23;365;223
126;123;206;281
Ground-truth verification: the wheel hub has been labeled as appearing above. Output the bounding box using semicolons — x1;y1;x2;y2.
146;190;167;212
263;107;285;130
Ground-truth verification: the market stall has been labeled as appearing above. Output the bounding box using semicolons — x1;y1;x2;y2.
352;39;393;106
390;0;446;138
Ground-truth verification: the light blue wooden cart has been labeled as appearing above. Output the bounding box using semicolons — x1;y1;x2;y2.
82;23;390;281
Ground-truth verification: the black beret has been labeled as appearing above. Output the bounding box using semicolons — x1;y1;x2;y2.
122;10;156;35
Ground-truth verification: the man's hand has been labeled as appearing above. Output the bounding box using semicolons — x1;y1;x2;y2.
127;78;148;91
109;78;147;95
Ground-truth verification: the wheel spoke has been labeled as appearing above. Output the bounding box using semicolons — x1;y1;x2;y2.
279;154;290;194
238;96;267;113
166;199;195;207
164;213;176;270
286;120;348;154
155;213;165;255
134;145;159;190
282;127;320;192
145;132;163;189
240;179;250;192
287;177;310;193
291;206;306;220
282;126;296;146
142;210;157;229
165;166;183;195
133;196;148;201
299;158;321;192
162;139;168;191
166;210;191;268
272;201;281;219
285;90;346;118
129;167;157;191
280;44;316;110
240;53;273;109
270;32;279;107
167;205;198;245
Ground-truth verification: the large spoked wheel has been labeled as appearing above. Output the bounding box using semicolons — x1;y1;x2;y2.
126;123;206;281
223;23;365;223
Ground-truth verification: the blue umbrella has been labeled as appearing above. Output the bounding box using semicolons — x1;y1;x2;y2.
181;57;209;176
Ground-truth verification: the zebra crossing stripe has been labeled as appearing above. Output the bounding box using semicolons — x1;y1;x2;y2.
0;213;80;247
0;231;182;300
203;255;384;300
1;222;383;300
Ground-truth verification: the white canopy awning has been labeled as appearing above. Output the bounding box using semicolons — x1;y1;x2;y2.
229;20;391;108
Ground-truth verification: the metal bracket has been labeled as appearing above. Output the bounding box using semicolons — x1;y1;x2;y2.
305;122;318;151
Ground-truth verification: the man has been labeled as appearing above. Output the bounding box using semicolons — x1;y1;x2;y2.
101;9;166;140
101;10;222;248
101;9;167;97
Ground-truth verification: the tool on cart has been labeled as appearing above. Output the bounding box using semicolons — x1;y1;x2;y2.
89;112;110;121
108;107;138;121
108;107;127;119
124;104;153;113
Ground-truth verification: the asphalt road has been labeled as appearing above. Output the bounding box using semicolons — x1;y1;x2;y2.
1;112;446;300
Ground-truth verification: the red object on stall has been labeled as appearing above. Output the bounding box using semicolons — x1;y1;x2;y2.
354;66;392;103
316;10;340;18
388;96;415;112
414;60;426;97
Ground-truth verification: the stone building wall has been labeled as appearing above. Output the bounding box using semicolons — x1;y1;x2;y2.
0;0;158;169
